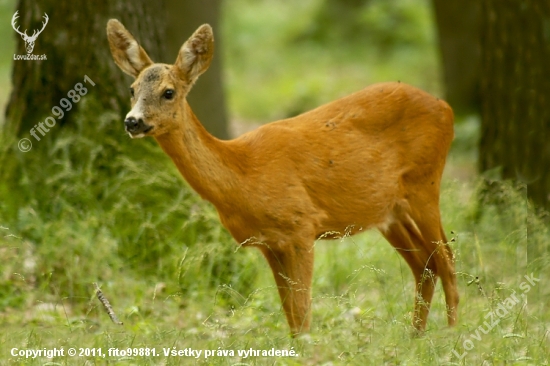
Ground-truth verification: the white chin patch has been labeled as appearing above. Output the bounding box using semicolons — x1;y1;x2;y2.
128;132;145;139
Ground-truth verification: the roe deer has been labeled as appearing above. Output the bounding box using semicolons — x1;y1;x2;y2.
106;19;458;335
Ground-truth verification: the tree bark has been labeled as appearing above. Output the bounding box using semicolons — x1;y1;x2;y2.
479;0;550;210
4;0;166;139
164;0;229;139
0;0;241;300
431;0;481;115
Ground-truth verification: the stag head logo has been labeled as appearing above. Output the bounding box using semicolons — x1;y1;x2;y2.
11;11;49;54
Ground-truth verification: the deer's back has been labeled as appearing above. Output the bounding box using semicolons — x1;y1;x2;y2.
237;81;453;180
226;82;454;241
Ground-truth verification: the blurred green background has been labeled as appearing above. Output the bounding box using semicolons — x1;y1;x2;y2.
0;0;548;364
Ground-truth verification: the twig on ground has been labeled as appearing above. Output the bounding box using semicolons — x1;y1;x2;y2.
93;282;123;325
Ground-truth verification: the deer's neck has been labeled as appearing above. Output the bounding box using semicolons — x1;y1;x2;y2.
154;103;245;208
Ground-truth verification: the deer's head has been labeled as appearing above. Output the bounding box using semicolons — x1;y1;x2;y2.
12;11;48;54
106;19;214;138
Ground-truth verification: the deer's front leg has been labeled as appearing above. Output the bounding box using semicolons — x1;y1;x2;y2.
260;241;315;335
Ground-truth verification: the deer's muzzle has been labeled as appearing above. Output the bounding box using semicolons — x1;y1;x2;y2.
124;116;152;137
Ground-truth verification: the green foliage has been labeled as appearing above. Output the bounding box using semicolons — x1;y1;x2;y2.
0;177;548;364
299;0;434;53
0;229;30;309
223;0;440;122
0;95;258;308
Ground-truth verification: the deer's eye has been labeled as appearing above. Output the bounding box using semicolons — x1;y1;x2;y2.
163;89;174;100
129;87;134;97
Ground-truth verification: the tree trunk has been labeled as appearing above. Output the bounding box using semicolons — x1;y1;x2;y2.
164;0;229;139
4;0;166;140
431;0;481;115
0;0;243;302
479;0;550;210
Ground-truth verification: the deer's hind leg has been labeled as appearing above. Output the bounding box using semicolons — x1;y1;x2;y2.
400;195;459;328
381;215;438;331
411;213;459;327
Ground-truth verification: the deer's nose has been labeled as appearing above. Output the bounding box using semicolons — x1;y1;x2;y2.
124;116;144;132
124;116;152;137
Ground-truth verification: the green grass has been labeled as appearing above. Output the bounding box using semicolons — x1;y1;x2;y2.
1;0;549;365
1;182;549;364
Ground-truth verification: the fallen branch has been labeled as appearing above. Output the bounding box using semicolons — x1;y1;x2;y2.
93;282;123;325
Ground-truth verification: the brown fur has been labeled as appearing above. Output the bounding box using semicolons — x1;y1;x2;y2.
107;19;459;335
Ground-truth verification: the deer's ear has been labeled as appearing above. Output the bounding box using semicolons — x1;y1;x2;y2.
174;24;214;84
106;19;153;77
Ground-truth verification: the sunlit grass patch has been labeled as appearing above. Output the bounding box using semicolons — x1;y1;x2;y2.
2;172;548;364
